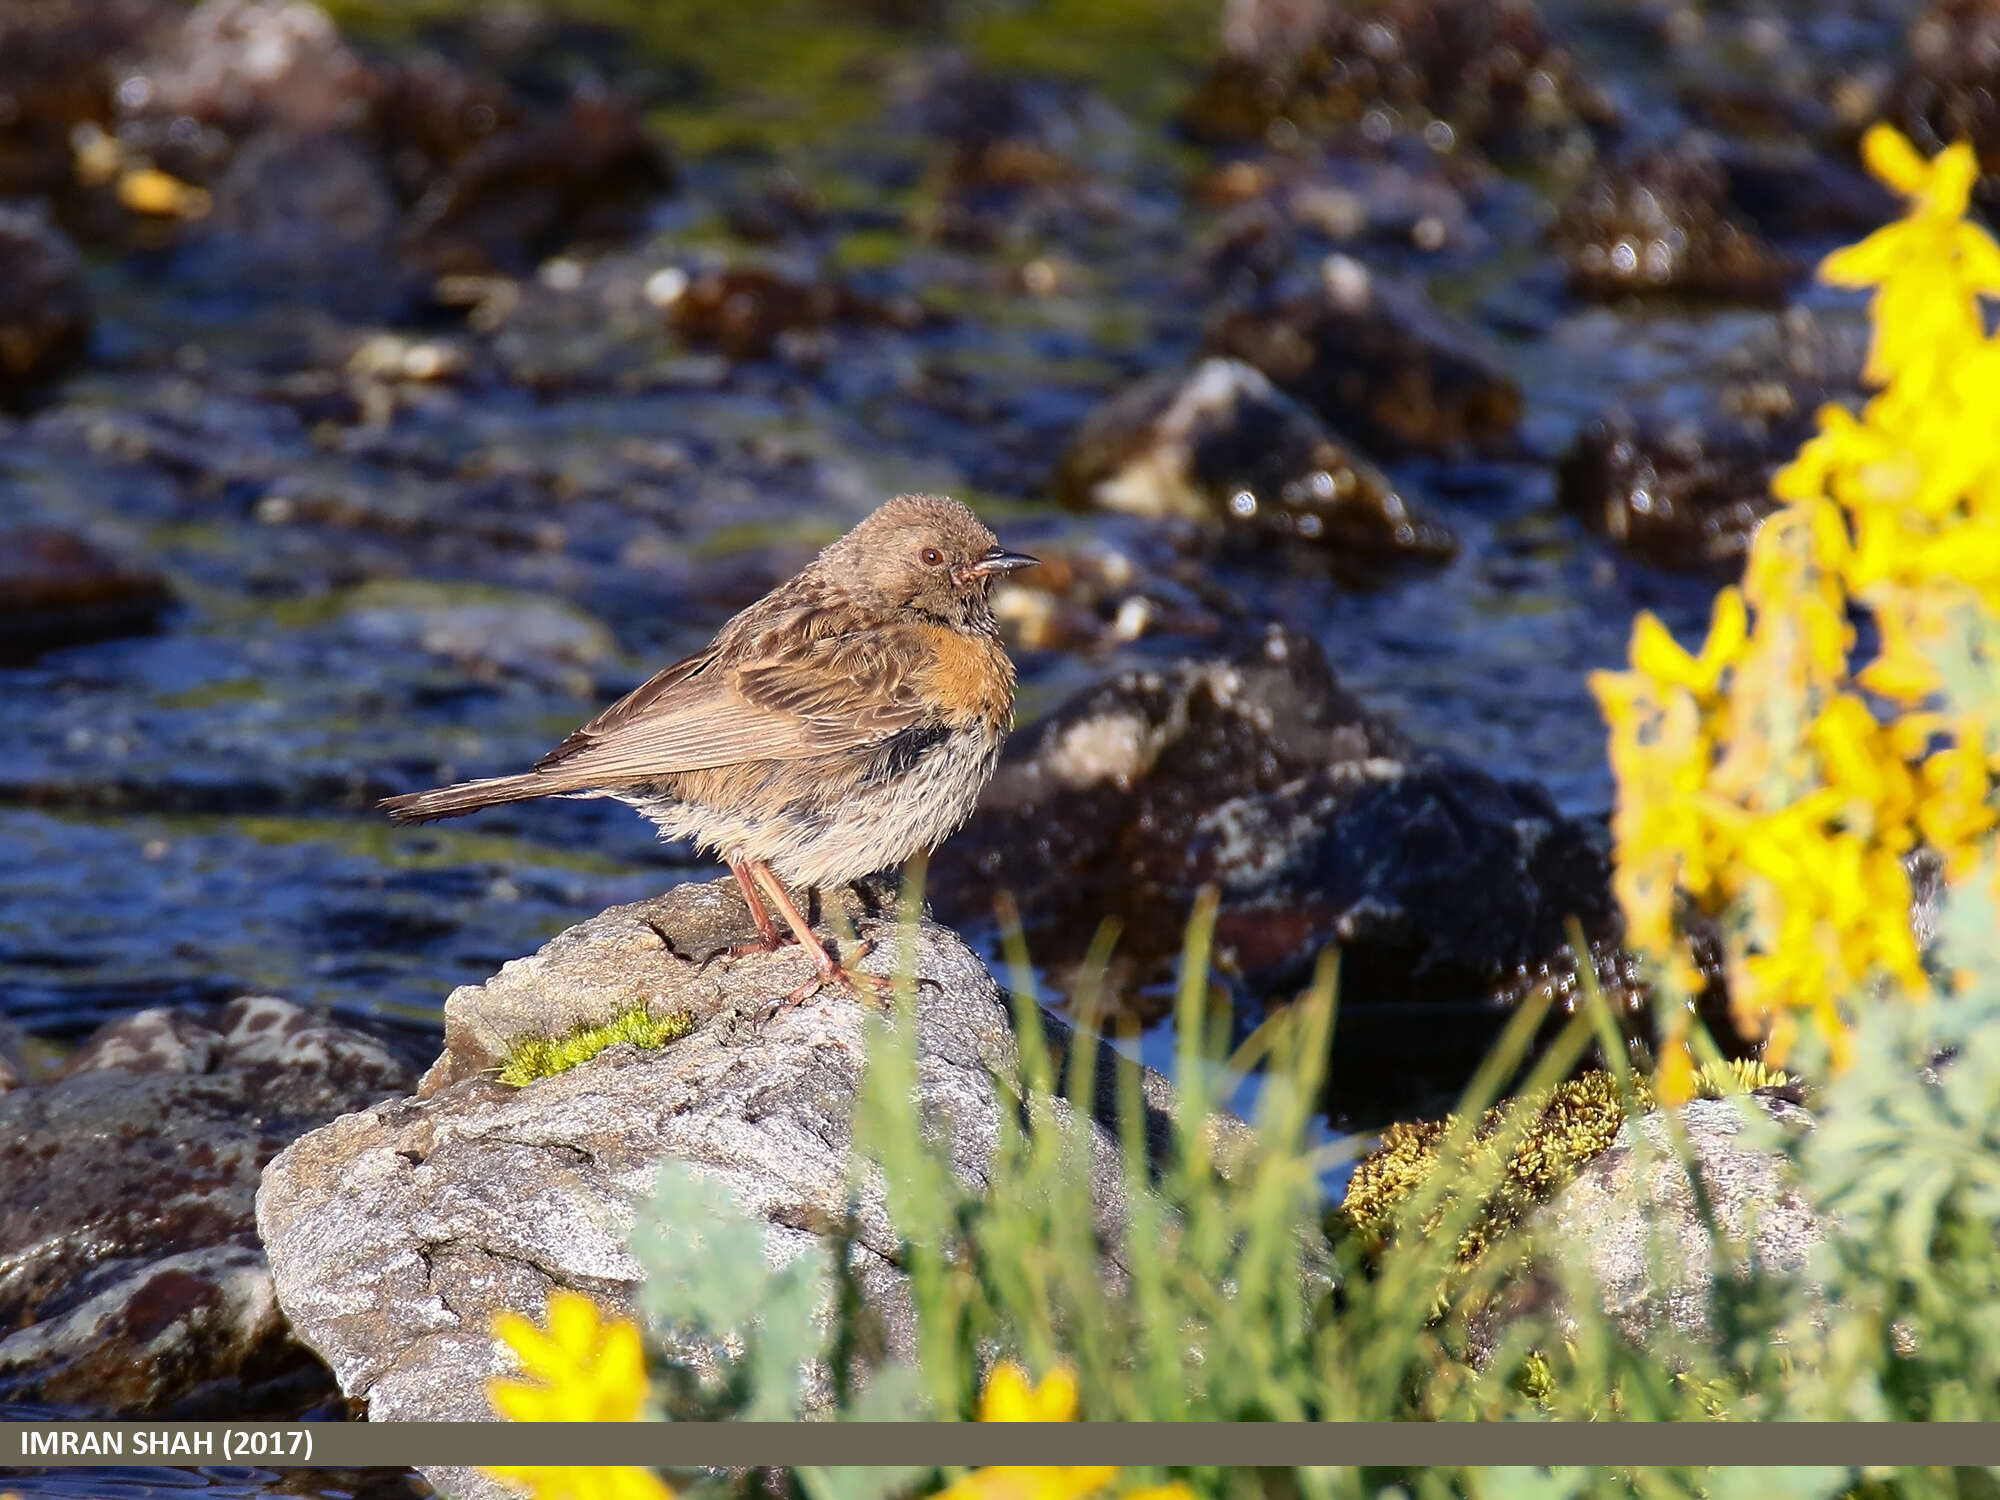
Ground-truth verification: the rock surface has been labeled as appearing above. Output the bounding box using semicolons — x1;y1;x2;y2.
259;877;1217;1467
0;996;414;1416
1536;1095;1823;1346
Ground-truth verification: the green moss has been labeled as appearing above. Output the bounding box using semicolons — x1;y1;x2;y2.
1339;1059;1794;1265
497;1006;696;1087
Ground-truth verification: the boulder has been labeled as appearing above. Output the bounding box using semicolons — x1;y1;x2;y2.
257;877;1228;1452
1536;1095;1824;1347
0;996;415;1416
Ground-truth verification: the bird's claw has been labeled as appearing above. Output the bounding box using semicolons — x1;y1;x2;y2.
698;935;788;972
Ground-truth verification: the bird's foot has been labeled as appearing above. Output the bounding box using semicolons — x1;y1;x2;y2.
698;933;792;971
761;939;890;1018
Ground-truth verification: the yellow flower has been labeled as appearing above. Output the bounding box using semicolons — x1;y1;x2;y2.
484;1293;667;1500
487;1289;653;1421
979;1360;1081;1420
486;1470;676;1500
1628;590;1746;698
937;1363;1117;1500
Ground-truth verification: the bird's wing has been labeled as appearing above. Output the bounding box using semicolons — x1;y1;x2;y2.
531;620;933;788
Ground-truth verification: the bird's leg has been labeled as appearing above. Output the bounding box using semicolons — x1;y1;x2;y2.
749;860;888;1010
700;858;791;968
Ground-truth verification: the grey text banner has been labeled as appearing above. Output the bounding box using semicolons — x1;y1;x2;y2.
6;1422;2000;1469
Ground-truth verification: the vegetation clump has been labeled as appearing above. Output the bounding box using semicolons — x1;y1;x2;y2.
1339;1058;1794;1263
496;1006;695;1087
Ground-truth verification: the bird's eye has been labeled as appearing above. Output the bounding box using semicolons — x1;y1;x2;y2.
921;546;945;567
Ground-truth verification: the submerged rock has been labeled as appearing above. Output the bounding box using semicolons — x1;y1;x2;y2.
0;528;174;660
1185;0;1615;162
0;997;414;1416
0;208;92;407
1055;358;1455;575
1554;141;1798;303
259;876;1233;1461
1204;255;1521;458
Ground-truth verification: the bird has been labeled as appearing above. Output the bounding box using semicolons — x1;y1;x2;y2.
380;493;1037;1006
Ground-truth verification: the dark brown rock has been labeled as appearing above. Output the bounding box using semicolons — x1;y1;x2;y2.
1055;357;1455;576
1555;141;1799;303
1185;0;1615;162
0;528;173;659
0;997;414;1416
1557;412;1786;571
667;266;907;362
0;208;92;407
0;0;174;200
1204;254;1521;458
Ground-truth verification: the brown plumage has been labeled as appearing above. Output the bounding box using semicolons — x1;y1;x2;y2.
380;494;1036;1003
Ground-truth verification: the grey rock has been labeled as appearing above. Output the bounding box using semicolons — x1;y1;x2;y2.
0;996;413;1415
259;877;1240;1460
1537;1095;1823;1347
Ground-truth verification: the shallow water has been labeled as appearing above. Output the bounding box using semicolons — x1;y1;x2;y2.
0;0;1890;1065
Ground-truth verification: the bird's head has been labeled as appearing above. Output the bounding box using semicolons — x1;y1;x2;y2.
823;493;1038;633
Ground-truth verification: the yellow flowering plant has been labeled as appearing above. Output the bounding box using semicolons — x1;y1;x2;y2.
1592;123;2000;1094
483;1289;675;1500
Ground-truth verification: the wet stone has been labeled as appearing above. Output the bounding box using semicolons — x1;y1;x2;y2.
1554;140;1799;304
0;0;175;200
1558;410;1793;573
0;528;174;662
1184;0;1616;164
0;996;415;1416
1203;255;1522;458
1055;357;1456;577
666;265;914;363
0;207;92;408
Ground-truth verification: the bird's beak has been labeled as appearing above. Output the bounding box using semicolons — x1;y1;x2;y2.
964;547;1040;581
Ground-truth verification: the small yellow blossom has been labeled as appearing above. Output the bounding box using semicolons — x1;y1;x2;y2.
483;1293;670;1500
488;1289;653;1422
937;1362;1118;1500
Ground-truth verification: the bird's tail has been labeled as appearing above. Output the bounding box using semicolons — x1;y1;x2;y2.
379;773;555;824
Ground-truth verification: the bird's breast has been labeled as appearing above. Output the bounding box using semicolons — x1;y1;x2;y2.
911;623;1016;727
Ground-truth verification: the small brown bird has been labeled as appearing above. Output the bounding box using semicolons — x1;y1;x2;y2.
381;494;1036;1003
